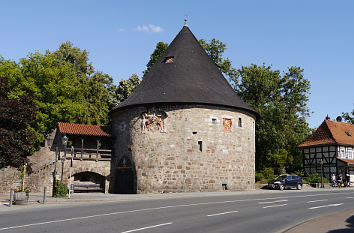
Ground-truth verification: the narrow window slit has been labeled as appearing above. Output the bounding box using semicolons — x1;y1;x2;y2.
198;141;202;152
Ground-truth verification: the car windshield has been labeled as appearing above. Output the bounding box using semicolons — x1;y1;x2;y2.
275;175;287;181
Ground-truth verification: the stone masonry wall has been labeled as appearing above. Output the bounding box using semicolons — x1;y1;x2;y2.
0;167;20;194
112;104;256;193
1;146;111;194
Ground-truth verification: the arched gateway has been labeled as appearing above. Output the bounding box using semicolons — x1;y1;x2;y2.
51;122;112;193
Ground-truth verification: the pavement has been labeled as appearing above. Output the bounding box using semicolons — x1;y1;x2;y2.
282;208;354;233
1;188;354;233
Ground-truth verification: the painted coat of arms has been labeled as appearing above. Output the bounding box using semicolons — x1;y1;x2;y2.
223;118;232;131
142;108;166;132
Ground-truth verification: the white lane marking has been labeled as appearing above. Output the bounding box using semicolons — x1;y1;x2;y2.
309;203;343;210
258;199;288;204
207;210;239;217
0;192;352;231
121;222;172;233
346;197;354;199
262;204;287;209
307;199;328;203
0;200;264;231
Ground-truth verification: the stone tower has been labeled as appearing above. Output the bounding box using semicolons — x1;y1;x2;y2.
110;25;258;194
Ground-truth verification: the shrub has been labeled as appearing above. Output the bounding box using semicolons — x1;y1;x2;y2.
54;180;68;198
305;173;329;184
255;167;275;183
255;171;264;182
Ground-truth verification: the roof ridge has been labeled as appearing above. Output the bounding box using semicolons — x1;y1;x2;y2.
58;122;108;127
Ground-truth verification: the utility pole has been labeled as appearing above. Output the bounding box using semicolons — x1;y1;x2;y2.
321;159;324;188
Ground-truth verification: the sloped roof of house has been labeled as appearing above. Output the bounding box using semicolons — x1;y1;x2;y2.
337;158;354;165
299;120;354;147
111;25;258;119
58;122;112;137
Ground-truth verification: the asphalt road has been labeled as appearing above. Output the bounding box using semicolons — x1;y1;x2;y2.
1;189;354;233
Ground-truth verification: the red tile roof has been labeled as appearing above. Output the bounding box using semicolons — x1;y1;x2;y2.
58;122;112;137
337;158;354;165
299;120;354;147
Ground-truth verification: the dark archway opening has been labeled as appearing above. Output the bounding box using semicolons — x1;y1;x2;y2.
114;156;136;194
115;168;135;194
73;171;105;193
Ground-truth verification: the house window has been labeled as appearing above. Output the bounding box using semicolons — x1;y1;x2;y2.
348;150;353;159
340;149;345;158
238;118;242;127
198;141;203;152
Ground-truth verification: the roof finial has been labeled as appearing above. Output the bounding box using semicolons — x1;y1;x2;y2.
184;14;188;27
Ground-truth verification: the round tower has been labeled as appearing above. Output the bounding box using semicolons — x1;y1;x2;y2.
110;25;258;193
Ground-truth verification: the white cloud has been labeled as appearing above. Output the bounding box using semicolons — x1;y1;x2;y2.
118;28;125;32
136;24;163;33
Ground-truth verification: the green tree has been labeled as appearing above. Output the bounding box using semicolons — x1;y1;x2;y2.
0;42;116;149
235;64;311;171
199;39;237;83
85;71;117;125
0;77;36;168
270;149;294;175
115;73;141;102
48;41;94;76
18;52;88;147
143;42;168;76
342;109;354;123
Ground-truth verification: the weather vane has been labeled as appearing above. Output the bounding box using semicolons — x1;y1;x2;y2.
184;14;188;26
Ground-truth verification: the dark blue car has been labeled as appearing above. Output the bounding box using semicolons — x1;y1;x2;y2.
268;174;303;190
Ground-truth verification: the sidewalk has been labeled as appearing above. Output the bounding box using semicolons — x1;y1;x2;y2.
282;208;354;233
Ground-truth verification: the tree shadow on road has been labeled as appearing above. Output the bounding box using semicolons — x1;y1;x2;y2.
328;215;354;233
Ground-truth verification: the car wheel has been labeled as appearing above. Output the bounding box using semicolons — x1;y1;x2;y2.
279;184;284;190
297;184;302;190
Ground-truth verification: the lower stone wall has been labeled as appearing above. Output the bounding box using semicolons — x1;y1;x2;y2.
0;167;21;194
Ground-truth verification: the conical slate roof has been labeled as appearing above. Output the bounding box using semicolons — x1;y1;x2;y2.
112;26;258;118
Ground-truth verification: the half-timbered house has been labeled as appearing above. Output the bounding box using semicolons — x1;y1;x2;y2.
299;117;354;185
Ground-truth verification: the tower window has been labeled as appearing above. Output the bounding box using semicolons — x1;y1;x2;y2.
198;141;203;152
238;118;242;127
163;56;174;63
211;118;217;124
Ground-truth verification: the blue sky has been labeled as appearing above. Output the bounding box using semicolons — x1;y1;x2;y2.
1;0;353;128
